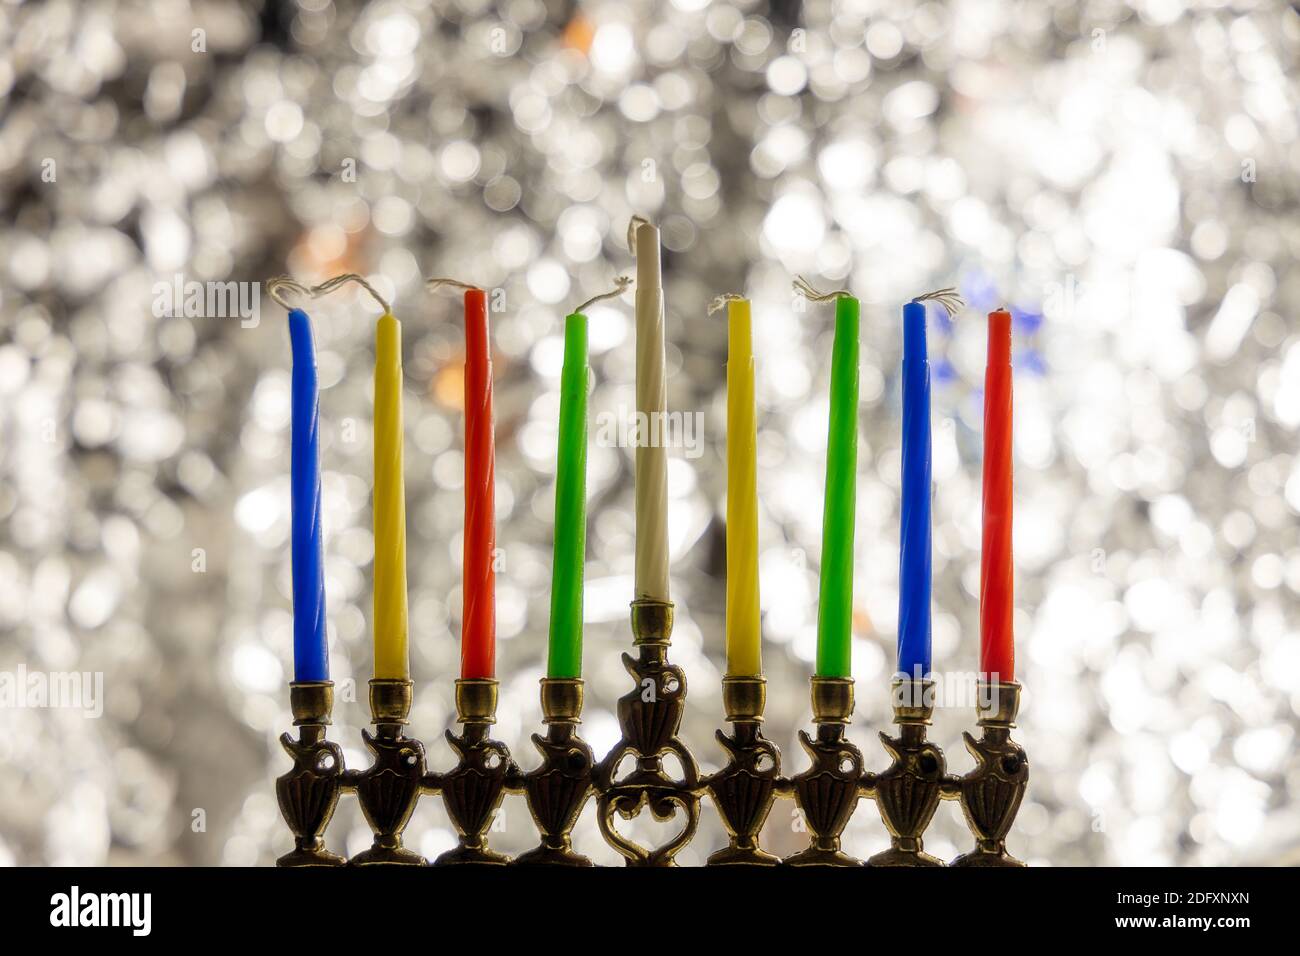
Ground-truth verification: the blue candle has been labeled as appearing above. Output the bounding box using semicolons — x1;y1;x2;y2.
897;300;932;679
289;308;329;682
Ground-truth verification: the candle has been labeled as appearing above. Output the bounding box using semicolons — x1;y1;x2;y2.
814;292;860;679
897;299;932;679
633;220;670;604
546;278;632;678
462;287;496;679
724;297;762;677
547;308;589;679
980;309;1015;682
288;307;328;682
373;312;409;681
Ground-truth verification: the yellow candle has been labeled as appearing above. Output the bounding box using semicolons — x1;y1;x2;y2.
725;299;761;677
373;312;409;680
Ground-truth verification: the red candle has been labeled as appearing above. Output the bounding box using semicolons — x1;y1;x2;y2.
461;288;496;679
980;309;1014;682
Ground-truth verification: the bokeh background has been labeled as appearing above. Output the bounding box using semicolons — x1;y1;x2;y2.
0;0;1297;866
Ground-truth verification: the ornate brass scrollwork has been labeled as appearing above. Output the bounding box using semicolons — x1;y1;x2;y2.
592;601;701;867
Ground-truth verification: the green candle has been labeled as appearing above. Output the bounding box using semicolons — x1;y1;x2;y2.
815;295;860;678
546;310;589;678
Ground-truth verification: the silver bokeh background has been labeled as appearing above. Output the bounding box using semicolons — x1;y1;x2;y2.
0;0;1297;866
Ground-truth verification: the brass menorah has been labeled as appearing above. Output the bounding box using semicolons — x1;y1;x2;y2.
276;600;1028;866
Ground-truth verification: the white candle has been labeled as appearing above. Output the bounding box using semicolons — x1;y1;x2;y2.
633;221;670;603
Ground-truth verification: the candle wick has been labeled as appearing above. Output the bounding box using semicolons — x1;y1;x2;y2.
425;277;486;296
792;275;852;303
312;274;391;314
707;292;745;315
267;273;391;314
911;287;965;317
626;215;652;254
267;276;311;311
574;275;633;314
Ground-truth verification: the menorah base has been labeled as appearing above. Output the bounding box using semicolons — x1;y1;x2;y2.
514;843;593;867
867;844;944;867
950;845;1025;867
784;843;859;867
277;844;346;867
707;843;780;866
435;844;511;866
350;844;427;866
275;663;1032;866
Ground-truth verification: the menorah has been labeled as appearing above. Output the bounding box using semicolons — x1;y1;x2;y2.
276;599;1028;867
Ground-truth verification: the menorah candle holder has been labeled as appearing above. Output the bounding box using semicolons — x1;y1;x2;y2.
786;676;866;866
518;677;595;865
592;600;701;866
350;678;426;865
861;677;948;866
276;680;346;867
946;680;1029;867
275;649;1031;866
701;676;781;865
429;678;521;865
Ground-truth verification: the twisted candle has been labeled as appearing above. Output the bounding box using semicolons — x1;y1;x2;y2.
288;307;328;682
461;287;496;679
373;312;409;680
814;292;860;679
547;310;589;678
724;297;761;677
547;278;632;677
980;309;1015;682
898;300;932;679
633;220;670;604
